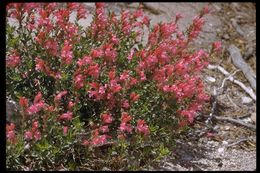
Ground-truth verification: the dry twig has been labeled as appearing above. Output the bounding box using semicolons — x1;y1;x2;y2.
207;64;256;101
217;69;241;93
227;137;252;148
214;116;256;131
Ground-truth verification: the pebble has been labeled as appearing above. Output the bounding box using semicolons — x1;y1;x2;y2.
224;126;230;131
102;167;111;171
213;125;220;130
242;117;252;124
217;147;225;155
241;96;252;104
222;141;229;146
206;76;216;83
223;34;230;40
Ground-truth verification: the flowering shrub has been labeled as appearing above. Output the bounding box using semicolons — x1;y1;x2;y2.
6;3;221;170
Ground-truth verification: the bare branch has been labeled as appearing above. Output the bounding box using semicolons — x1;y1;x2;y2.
207;64;256;101
214;116;256;131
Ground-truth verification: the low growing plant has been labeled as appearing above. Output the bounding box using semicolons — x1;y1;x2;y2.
6;2;221;170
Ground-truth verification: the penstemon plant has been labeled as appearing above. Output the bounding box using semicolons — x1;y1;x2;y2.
6;3;221;170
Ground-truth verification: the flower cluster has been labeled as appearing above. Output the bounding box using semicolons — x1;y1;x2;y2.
6;3;221;167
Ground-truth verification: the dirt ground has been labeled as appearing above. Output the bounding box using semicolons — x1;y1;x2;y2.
97;3;256;171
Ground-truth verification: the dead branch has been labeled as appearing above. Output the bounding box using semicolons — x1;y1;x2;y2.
227;94;239;109
204;66;256;131
228;44;256;91
217;69;241;92
227;137;254;148
207;64;256;101
214;116;256;131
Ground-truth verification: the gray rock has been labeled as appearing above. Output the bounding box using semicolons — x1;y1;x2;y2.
241;96;253;104
206;76;216;83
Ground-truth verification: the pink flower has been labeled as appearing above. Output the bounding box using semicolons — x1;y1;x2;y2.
161;22;176;39
54;91;68;103
77;4;87;20
180;110;196;123
98;86;106;94
130;92;140;102
63;126;69;135
67;3;79;10
139;71;146;81
95;2;105;9
35;31;46;45
110;80;122;94
6;54;20;68
34;130;41;141
206;132;215;138
163;85;171;92
35;100;45;109
119;70;130;81
6;123;15;131
19;97;29;108
34;92;42;104
108;68;116;80
74;74;84;89
122;99;130;109
136;119;149;136
188;16;205;40
7;131;15;140
26;98;45;115
197;92;210;101
44;39;58;56
27;104;40;115
133;9;143;18
101;113;113;124
55;72;62;79
6;123;16;144
104;45;117;62
127;49;135;61
67;101;75;111
82;139;90;146
212;41;222;54
61;41;73;65
111;35;119;45
77;56;93;67
24;3;39;13
24;131;33;140
91;134;107;146
175;13;183;22
179;120;188;128
142;15;150;27
32;121;39;130
129;77;138;86
35;57;45;72
91;48;104;58
89;82;99;89
59;112;73;121
88;64;100;79
202;5;210;14
99;125;109;133
121;112;132;123
119;123;133;133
